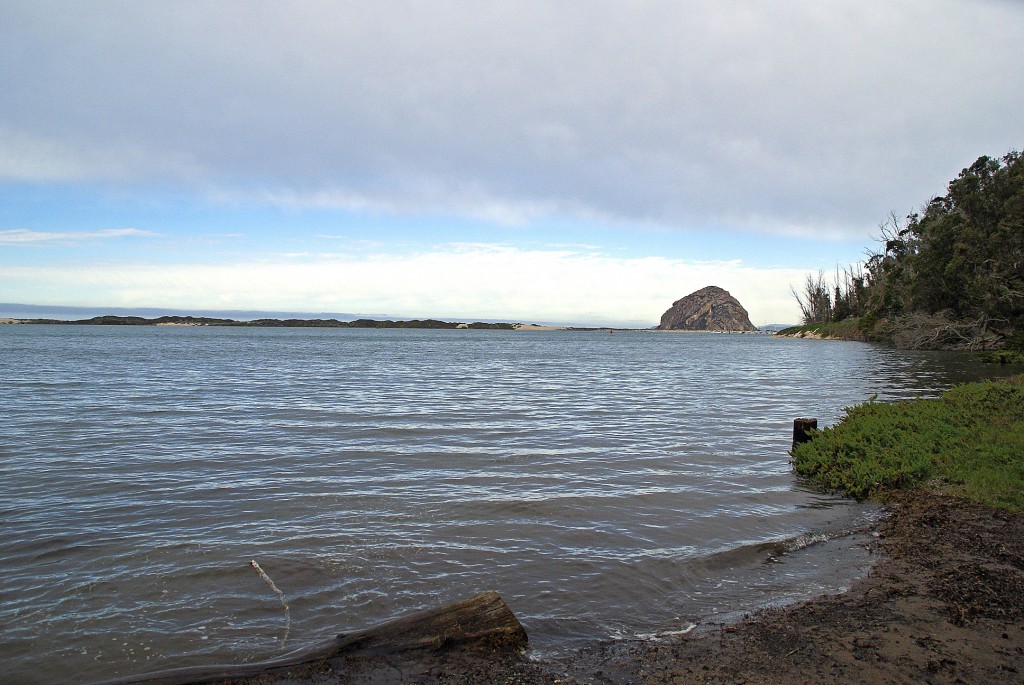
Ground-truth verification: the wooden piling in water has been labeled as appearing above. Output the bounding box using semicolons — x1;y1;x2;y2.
792;418;818;449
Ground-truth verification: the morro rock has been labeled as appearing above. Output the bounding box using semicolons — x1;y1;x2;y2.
657;286;758;332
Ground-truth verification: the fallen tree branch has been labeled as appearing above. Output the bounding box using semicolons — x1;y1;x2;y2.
250;560;290;648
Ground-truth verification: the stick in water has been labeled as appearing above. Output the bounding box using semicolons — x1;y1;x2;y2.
250;559;291;647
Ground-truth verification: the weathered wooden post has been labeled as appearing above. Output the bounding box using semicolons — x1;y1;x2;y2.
792;418;818;449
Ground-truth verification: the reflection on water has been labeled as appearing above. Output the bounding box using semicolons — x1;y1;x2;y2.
0;326;1011;683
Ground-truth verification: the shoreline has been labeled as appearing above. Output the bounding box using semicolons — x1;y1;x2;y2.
542;489;1024;685
2;316;776;333
105;490;1023;685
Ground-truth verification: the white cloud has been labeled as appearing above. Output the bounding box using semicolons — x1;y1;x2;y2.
1;1;1021;239
212;187;558;226
0;128;104;182
0;244;810;325
0;228;154;244
0;125;201;183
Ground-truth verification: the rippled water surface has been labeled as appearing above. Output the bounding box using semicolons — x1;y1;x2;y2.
0;326;1009;683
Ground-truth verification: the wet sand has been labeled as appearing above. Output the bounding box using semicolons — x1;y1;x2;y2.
155;489;1022;685
549;490;1024;685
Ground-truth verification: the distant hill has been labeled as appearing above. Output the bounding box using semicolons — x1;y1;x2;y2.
0;303;361;320
657;286;758;332
4;313;517;330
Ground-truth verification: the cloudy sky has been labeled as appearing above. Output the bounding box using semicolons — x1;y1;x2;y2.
1;1;1021;326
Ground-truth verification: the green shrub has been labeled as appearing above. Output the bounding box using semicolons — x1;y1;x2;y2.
792;376;1024;510
777;318;863;339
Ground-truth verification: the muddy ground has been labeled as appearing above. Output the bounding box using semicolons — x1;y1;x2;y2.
145;491;1024;685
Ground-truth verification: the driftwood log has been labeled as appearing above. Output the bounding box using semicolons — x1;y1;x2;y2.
93;590;527;685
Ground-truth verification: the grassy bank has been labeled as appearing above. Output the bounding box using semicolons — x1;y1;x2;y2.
792;375;1024;510
776;318;864;339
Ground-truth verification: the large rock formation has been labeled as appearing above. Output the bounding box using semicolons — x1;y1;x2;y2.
657;286;758;331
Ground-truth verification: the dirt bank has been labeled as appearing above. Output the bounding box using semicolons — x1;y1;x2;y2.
549;490;1024;685
125;491;1024;685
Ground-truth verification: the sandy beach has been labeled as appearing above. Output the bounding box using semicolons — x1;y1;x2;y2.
109;489;1022;685
544;490;1024;685
513;324;570;331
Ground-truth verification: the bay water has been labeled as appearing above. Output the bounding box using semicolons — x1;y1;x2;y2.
0;325;1007;683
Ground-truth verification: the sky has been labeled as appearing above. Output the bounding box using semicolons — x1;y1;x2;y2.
1;1;1022;327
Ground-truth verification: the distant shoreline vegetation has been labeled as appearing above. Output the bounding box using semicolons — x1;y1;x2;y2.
2;314;520;330
0;315;779;332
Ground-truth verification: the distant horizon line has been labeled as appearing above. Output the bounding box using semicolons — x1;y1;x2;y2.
0;302;581;328
0;303;797;330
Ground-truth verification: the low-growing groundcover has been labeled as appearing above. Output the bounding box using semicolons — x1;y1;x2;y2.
792;375;1024;510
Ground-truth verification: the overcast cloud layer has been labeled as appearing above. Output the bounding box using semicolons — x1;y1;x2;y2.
1;1;1022;324
3;0;1022;236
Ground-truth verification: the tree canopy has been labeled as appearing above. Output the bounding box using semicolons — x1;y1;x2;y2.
794;150;1024;350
